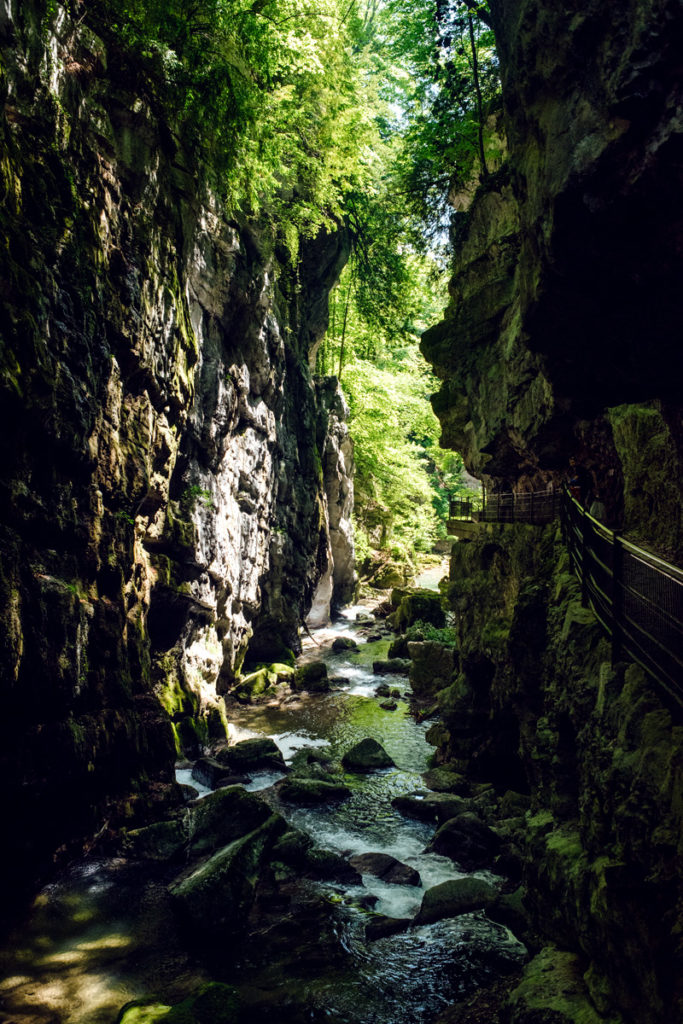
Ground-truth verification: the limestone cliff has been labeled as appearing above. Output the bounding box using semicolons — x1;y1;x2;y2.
0;2;353;900
422;0;683;561
419;2;683;1021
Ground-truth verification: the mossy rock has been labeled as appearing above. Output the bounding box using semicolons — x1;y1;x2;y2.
341;737;395;772
279;777;351;804
394;591;446;632
234;663;294;701
116;983;241;1024
426;812;500;870
187;785;273;857
169;813;287;937
293;661;330;692
415;877;498;925
392;791;470;824
422;766;470;795
124;819;188;862
215;737;286;773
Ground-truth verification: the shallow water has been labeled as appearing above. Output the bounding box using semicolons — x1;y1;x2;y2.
222;607;525;1022
0;602;524;1024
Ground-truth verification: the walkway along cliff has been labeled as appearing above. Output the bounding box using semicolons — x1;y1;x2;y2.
0;2;354;904
420;0;683;1021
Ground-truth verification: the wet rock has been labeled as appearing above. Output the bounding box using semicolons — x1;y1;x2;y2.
332;636;359;652
407;641;457;698
380;700;398;710
416;877;498;925
191;756;250;789
508;946;609;1024
179;783;200;801
187;785;273;857
390;688;401;698
365;914;413;941
392;791;470;824
373;658;410;675
394;591;446;631
366;631;384;641
342;738;395;772
426;812;500;870
329;675;351;686
422;766;470;795
355;611;374;622
375;683;391;697
486;886;530;941
116;983;241;1024
124;819;188;861
215;737;286;773
349;852;421;886
388;636;410;658
303;848;361;884
289;746;335;772
169;813;287;938
293;661;330;693
271;827;314;867
279;777;352;804
234;663;295;701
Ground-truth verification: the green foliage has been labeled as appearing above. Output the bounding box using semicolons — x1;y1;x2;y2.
181;485;215;510
404;619;458;646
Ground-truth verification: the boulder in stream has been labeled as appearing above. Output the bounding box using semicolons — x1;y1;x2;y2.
187;785;273;857
332;636;359;652
373;658;410;675
342;737;395;772
293;661;330;692
425;811;500;870
215;737;286;774
349;852;421;886
169;813;287;938
380;699;398;710
422;766;470;795
415;877;498;925
365;914;413;941
191;756;250;789
279;777;352;804
392;791;470;824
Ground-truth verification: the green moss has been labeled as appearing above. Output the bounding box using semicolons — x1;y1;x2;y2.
116;984;240;1024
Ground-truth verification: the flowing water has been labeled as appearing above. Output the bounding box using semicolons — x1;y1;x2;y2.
0;593;524;1024
218;604;525;1022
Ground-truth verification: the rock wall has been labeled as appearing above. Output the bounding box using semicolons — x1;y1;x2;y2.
419;1;683;1020
436;527;683;1024
0;1;353;901
422;0;683;561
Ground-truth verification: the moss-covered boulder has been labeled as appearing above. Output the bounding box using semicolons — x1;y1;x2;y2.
415;877;498;925
332;636;359;652
348;852;420;886
116;983;241;1024
373;658;410;675
293;661;330;693
187;785;273;857
507;946;619;1024
407;641;457;698
422;766;470;794
124;819;188;862
169;813;287;938
341;738;395;772
392;791;470;824
215;737;286;773
191;756;249;789
426;812;500;870
394;591;446;632
232;663;294;702
279;777;352;804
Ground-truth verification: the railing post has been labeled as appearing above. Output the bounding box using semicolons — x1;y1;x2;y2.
581;504;589;607
612;533;623;662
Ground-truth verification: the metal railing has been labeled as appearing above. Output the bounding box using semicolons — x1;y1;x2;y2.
560;489;683;706
448;484;683;705
449;488;561;525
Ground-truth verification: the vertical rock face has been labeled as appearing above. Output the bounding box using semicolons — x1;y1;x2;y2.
0;4;352;898
423;0;683;558
419;1;683;1019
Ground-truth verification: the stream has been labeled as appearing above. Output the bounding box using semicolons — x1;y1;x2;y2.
0;578;525;1024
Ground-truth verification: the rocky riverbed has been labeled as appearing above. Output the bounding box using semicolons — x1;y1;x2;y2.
0;590;532;1024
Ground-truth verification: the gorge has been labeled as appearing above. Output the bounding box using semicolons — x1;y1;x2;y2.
1;2;682;1023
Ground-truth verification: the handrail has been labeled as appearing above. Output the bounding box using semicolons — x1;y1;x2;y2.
560;488;683;707
448;484;683;706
